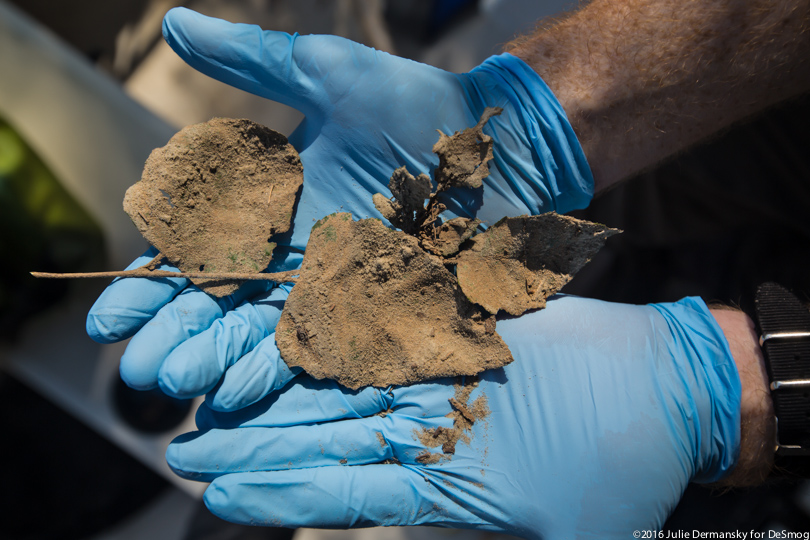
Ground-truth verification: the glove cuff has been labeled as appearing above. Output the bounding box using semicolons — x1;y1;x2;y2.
653;297;743;483
470;53;594;214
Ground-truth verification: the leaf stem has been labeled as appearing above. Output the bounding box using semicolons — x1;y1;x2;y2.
30;268;299;282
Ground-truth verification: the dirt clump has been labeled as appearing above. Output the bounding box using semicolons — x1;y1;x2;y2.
415;378;489;464
274;213;512;390
123;118;302;297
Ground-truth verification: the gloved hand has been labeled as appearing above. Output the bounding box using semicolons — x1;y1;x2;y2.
166;295;741;538
86;7;593;398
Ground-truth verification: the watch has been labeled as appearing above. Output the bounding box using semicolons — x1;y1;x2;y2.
754;282;810;478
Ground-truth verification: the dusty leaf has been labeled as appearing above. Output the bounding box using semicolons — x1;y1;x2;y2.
275;213;512;390
373;166;432;233
455;213;620;315
390;166;432;212
372;193;397;223
123;118;303;297
421;217;481;257
433;107;502;189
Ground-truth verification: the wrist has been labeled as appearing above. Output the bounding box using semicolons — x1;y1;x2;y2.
466;53;594;215
709;308;775;486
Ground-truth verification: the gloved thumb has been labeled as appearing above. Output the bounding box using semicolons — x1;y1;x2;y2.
162;7;333;119
203;466;490;530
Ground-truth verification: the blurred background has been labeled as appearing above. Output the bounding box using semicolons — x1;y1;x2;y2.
1;0;810;538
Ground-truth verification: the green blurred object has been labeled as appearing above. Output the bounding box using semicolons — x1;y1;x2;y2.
0;116;105;340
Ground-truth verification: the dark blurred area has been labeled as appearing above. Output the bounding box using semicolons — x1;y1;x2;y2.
5;0;183;79
0;116;105;341
0;373;169;540
5;0;480;82
568;93;810;315
3;0;810;537
566;92;810;533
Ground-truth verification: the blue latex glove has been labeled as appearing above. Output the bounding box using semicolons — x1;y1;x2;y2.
86;7;593;397
167;295;742;538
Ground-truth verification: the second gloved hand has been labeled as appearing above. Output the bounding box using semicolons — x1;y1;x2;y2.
167;296;741;538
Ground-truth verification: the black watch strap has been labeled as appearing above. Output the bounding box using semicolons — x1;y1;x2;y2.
754;282;810;478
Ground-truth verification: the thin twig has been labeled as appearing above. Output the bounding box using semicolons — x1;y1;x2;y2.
143;253;166;271
30;268;299;282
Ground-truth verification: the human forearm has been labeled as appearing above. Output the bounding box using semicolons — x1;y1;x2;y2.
710;308;775;486
506;0;810;191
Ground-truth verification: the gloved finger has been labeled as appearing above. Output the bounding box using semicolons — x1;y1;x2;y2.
202;467;489;529
203;334;303;412
202;375;458;428
118;279;273;390
162;7;350;117
173;406;453;481
167;415;403;481
86;246;187;344
199;375;390;427
157;286;291;399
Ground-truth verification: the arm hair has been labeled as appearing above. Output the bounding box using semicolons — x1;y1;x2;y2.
505;0;810;191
